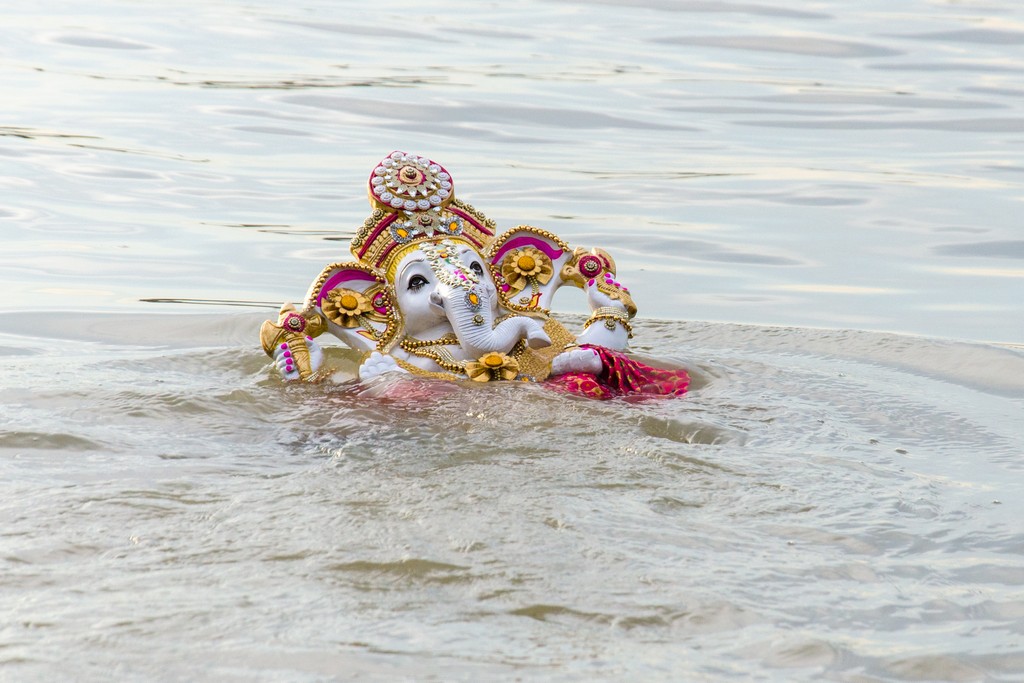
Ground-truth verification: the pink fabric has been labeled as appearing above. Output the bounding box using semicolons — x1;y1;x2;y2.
545;345;690;400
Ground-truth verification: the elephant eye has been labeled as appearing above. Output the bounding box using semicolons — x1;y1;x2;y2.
407;274;429;291
469;261;484;276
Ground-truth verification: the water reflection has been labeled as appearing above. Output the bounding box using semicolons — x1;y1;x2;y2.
652;34;902;58
932;240;1024;258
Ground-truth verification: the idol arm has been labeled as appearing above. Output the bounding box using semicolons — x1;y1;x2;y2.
548;244;636;352
574;285;632;350
260;303;328;381
487;230;635;353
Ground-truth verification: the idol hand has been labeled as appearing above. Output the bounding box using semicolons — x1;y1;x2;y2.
359;351;409;382
551;347;602;377
585;272;636;317
273;337;324;381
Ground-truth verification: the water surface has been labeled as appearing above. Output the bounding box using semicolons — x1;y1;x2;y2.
2;0;1023;680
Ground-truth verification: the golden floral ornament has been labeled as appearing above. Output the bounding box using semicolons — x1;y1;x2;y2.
322;287;373;328
501;246;554;294
465;352;520;382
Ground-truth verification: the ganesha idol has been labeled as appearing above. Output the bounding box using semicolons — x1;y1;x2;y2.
259;151;689;400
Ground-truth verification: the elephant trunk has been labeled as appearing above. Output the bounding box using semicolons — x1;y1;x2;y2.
439;283;527;358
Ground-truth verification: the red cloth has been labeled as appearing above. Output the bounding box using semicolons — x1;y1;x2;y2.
545;345;689;400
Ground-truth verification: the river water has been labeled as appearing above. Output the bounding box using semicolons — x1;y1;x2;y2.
2;0;1023;681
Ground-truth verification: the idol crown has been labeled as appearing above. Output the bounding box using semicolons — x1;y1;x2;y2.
349;151;497;278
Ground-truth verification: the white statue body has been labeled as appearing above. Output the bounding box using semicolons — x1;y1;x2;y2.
261;151;638;387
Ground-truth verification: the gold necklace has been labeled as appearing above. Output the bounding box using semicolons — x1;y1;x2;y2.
399;333;459;351
399;334;466;374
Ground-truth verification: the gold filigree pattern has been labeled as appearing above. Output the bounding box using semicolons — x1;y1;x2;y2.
485;224;570;256
450;198;498;235
583;306;634;338
512;317;577;381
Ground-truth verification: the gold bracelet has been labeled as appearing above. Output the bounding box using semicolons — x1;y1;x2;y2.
583;307;633;338
591;306;629;319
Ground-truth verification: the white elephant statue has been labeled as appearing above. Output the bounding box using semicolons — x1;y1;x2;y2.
260;151;689;399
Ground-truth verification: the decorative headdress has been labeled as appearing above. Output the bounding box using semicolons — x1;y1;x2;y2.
287;152;503;356
265;150;621;382
349;151;498;280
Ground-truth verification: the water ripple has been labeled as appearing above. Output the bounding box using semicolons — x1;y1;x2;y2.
652;34;902;58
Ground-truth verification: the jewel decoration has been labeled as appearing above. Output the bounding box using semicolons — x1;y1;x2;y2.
388;211;464;246
420;239;479;291
559;246;616;292
322;287;373;328
435;214;464;236
464;288;483;311
369;151;453;212
389;223;416;244
501;246;554;294
577;254;603;279
370;289;389;316
282;312;307;333
465;352;519;382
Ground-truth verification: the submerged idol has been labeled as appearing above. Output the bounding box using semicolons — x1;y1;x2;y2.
260;151;689;399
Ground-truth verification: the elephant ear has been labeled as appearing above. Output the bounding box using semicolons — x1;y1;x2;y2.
486;225;573;314
303;261;402;352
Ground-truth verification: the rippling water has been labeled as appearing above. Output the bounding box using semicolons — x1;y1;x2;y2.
2;0;1024;680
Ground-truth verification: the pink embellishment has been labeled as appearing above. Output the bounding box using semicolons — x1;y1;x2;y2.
372;292;388;315
578;254;604;279
282;312;307;333
283;351;292;359
281;342;289;349
318;268;380;306
491;234;561;264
